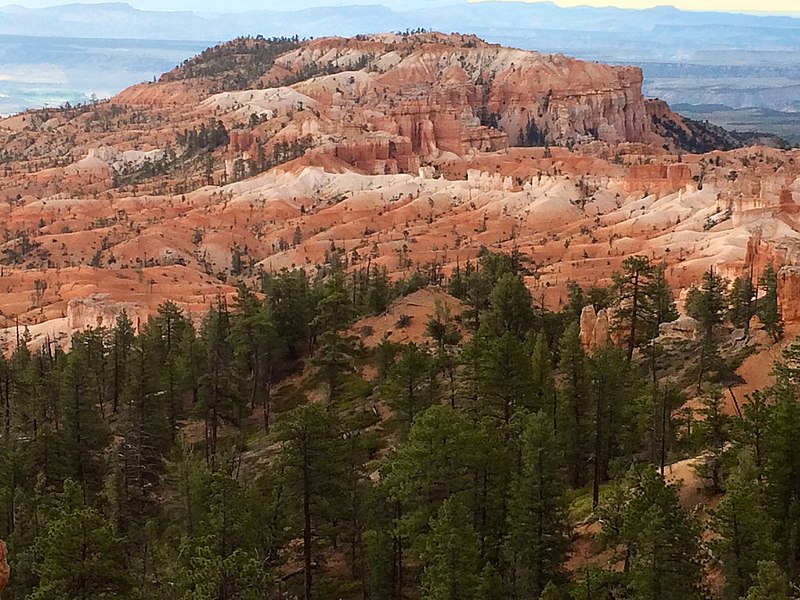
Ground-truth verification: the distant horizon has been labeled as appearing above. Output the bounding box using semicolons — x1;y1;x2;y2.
0;0;799;18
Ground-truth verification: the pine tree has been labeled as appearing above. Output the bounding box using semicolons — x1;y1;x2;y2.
539;581;561;600
276;404;346;600
59;335;111;493
263;269;314;359
732;390;771;477
380;343;435;431
505;411;569;598
645;262;678;338
109;311;135;415
694;387;731;492
0;351;12;443
727;275;756;335
758;263;784;342
456;257;497;332
557;322;592;488
311;330;358;403
458;333;486;410
30;479;129;600
374;334;400;384
81;327;110;420
477;332;534;425
420;498;482;600
612;256;655;360
162;442;210;539
563;280;586;325
531;331;556;422
180;471;271;600
744;561;792;600
196;299;242;468
143;301;194;437
425;301;461;355
480;273;535;340
312;272;355;336
638;384;684;473
476;563;506;600
115;339;172;531
425;301;462;408
598;466;705;600
231;287;283;432
710;452;775;599
686;268;728;338
338;429;370;589
570;566;626;600
686;268;728;388
383;406;482;551
362;486;398;600
762;383;800;575
363;265;392;315
589;346;640;507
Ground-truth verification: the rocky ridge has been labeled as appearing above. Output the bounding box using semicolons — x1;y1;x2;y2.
117;33;655;166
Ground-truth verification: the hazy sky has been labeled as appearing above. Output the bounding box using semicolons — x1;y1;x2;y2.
0;0;797;15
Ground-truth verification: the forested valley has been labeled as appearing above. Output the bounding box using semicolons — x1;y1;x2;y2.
0;249;797;600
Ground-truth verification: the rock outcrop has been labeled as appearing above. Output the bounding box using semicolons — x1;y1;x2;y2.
659;316;699;341
778;266;800;324
624;163;693;194
579;305;610;353
67;294;148;332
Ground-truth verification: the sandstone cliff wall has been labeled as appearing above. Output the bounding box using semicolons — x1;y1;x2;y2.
778;266;800;324
67;294;149;332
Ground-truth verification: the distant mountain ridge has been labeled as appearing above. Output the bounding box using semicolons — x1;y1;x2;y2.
2;1;800;43
2;0;800;126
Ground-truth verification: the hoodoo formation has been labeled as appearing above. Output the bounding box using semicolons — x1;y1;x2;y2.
0;33;795;347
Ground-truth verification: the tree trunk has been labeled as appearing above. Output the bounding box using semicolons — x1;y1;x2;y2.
302;440;313;600
394;502;403;600
592;376;603;510
263;366;272;433
627;270;639;361
660;388;668;476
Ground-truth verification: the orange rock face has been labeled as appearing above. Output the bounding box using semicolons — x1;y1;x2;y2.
1;33;800;347
67;294;150;332
624;163;694;193
327;34;653;160
778;266;800;324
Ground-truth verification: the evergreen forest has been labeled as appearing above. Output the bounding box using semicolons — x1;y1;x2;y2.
0;249;797;600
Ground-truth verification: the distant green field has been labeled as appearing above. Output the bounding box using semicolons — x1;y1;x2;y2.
673;104;800;146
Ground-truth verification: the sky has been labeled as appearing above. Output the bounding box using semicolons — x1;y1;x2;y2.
0;0;797;14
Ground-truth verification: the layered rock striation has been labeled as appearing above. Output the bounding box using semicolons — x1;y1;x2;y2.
115;33;657;174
